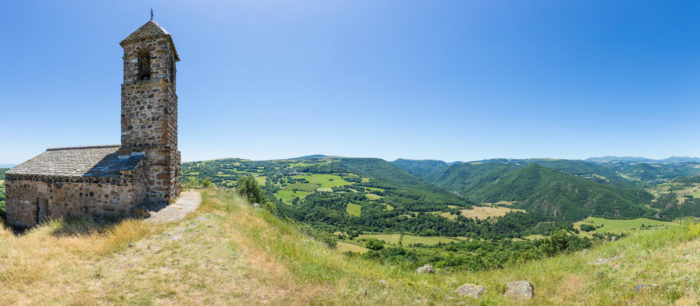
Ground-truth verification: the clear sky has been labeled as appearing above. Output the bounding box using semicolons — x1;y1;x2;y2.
2;1;700;164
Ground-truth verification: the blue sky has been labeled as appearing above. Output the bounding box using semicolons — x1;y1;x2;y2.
2;1;700;164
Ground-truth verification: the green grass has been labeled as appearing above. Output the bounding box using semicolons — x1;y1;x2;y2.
294;174;351;188
253;176;266;186
365;193;382;200
346;203;362;217
574;217;670;238
356;233;464;246
402;235;465;246
274;190;310;204
357;234;401;244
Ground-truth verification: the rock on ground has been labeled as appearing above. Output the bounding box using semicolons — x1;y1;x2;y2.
505;281;534;299
416;264;435;274
591;253;625;265
455;283;485;298
634;284;659;294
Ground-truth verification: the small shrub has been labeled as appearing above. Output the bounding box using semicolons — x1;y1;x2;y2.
202;178;213;188
365;238;385;251
684;222;700;240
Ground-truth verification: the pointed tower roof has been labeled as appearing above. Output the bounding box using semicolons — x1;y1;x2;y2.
120;20;179;61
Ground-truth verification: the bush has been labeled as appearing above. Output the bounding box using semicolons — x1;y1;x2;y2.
579;224;596;232
539;230;570;256
365;238;385;250
202;178;213;188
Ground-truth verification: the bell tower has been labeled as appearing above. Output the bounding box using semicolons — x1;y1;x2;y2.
119;19;181;203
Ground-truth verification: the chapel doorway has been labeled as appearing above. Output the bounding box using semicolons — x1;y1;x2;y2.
37;198;48;223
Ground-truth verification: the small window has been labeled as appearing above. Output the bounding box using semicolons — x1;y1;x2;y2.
137;49;151;80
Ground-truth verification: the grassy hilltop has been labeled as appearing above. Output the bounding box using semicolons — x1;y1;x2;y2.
0;189;699;304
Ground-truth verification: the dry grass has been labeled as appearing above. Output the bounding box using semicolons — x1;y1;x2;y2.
337;242;369;254
460;206;525;220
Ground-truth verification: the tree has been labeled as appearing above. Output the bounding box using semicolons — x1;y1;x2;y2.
236;176;266;205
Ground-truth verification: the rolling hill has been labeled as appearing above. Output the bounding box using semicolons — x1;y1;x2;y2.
469;164;653;220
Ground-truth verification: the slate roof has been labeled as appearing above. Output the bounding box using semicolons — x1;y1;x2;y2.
6;145;144;178
120;20;180;61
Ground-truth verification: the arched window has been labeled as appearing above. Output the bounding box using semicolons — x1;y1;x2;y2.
137;49;151;80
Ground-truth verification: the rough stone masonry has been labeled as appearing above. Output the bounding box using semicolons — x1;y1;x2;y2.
5;19;182;227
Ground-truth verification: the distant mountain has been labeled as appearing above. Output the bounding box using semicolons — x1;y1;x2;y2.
587;156;700;164
392;159;449;178
293;155;329;159
402;158;633;188
0;164;16;169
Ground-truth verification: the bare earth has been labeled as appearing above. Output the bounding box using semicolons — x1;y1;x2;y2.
145;191;202;223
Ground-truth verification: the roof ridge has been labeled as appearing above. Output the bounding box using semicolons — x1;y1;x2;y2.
46;145;120;151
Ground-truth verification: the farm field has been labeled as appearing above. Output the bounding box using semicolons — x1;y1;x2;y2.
459;206;525;220
574;217;670;238
293;174;351;189
356;233;465;246
346;203;361;216
274;190;310;204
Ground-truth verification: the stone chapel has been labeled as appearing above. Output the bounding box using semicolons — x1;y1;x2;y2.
5;19;181;227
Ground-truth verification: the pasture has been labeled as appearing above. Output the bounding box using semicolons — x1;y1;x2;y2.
274;190;310;204
574;217;670;238
459;206;525;220
346;203;362;216
357;233;465;246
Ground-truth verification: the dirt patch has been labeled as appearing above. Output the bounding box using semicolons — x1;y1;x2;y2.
145;191;202;223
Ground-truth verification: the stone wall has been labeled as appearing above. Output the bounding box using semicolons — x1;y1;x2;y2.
5;169;144;228
119;36;180;203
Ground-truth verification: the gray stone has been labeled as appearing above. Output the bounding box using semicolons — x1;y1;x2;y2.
580;249;590;255
611;236;617;242
634;284;658;294
505;281;534;299
591;253;625;265
455;283;485;298
416;264;435;274
253;203;261;208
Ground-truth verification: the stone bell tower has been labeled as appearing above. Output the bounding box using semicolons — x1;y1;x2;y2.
119;19;181;203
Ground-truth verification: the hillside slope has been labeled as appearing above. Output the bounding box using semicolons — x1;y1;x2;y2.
392;158;449;178
1;189;699;304
470;164;653;220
